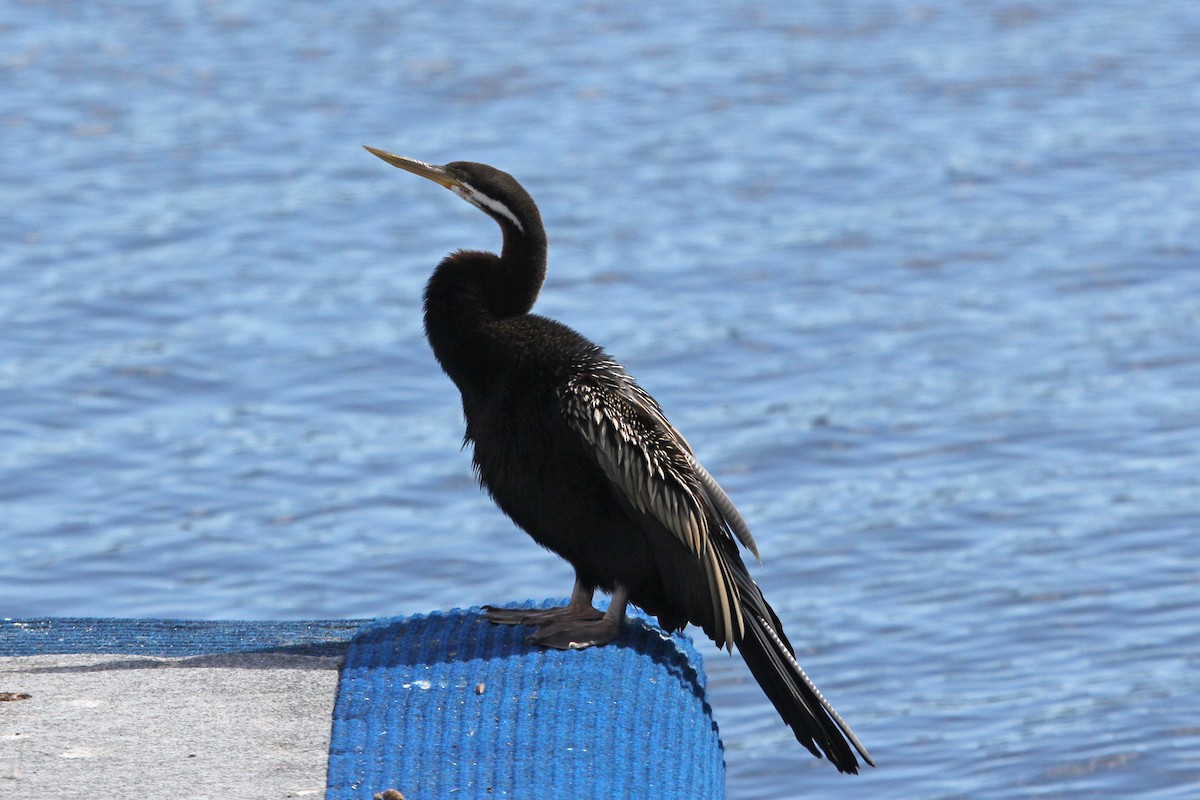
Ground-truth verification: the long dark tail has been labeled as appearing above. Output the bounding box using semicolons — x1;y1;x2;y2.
735;598;874;774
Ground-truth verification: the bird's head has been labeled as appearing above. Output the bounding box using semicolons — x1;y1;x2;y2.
364;146;534;236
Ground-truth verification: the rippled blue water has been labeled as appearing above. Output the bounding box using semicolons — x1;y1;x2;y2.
3;1;1199;797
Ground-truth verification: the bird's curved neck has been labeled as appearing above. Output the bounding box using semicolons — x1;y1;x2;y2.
492;214;547;317
423;215;547;392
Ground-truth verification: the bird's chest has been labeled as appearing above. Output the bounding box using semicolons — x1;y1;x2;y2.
460;375;561;495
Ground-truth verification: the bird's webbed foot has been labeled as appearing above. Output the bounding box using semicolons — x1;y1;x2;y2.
526;584;630;651
482;578;601;627
528;616;622;650
482;603;603;627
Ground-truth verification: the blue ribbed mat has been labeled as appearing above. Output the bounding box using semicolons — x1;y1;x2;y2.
326;604;725;800
1;613;725;799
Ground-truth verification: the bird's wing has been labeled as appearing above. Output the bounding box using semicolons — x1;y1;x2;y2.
559;366;759;649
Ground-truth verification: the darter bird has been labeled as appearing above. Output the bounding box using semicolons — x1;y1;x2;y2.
364;145;873;774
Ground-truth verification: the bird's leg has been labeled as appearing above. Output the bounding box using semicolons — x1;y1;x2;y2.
528;584;629;650
482;577;603;627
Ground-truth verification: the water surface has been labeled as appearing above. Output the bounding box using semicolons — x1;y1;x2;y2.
3;2;1198;797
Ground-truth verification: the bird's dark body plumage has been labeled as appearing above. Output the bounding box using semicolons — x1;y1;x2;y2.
366;147;873;774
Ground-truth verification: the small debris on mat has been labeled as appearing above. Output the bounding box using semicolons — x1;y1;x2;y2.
373;790;405;800
0;693;32;702
475;682;486;695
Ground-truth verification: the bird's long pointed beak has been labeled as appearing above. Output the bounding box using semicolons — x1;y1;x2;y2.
363;146;460;190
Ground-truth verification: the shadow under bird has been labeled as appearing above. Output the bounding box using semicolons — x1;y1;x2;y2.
364;145;874;774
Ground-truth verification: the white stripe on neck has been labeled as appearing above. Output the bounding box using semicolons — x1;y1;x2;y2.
456;184;524;234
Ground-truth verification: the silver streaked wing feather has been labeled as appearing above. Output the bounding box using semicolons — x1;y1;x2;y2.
559;365;755;649
689;454;759;561
617;381;758;560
